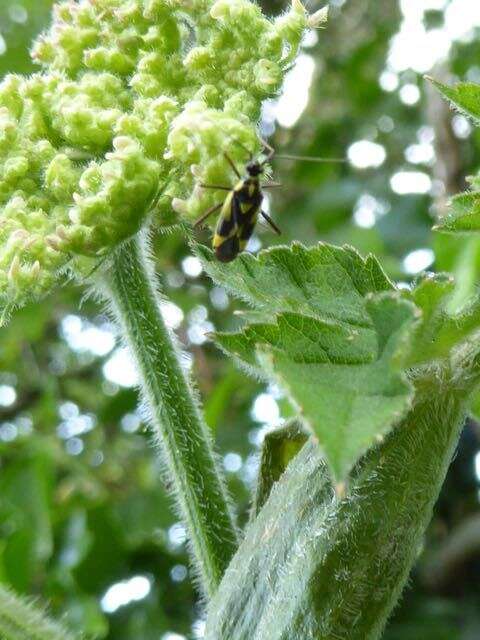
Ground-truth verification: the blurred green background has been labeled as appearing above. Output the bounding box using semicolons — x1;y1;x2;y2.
1;0;480;638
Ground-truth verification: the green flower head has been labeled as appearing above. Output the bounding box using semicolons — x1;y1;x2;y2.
0;0;324;310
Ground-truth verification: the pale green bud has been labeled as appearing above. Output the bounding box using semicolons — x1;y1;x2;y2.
0;0;320;312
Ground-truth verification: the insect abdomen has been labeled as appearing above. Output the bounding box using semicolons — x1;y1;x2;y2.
212;194;239;262
212;177;263;262
215;236;241;262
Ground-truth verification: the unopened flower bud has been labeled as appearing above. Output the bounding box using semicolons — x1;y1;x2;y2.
0;0;314;309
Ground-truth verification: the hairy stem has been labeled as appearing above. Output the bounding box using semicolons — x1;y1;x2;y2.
100;234;237;596
0;585;77;640
206;375;469;639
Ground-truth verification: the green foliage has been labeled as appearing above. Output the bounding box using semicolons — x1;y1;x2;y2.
102;236;237;597
0;584;78;640
2;1;480;640
432;79;480;237
434;191;480;233
428;78;480;123
205;381;468;640
198;242;417;480
252;418;308;517
0;447;54;592
0;0;312;310
406;272;480;366
0;1;54;76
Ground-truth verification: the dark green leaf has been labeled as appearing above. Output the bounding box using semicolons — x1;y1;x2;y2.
428;78;480;123
406;273;480;366
200;242;416;480
435;192;480;234
252;419;309;517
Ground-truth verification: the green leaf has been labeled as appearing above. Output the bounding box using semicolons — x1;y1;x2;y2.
428;78;480;123
0;452;54;591
434;235;480;313
215;312;377;379
196;242;394;323
405;273;456;365
252;419;309;517
406;273;480;366
434;192;480;234
199;242;417;480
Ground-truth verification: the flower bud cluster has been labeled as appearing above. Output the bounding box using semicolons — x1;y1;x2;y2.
0;0;315;308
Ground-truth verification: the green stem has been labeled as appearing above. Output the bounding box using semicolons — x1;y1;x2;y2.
0;585;77;640
100;234;237;596
205;376;469;639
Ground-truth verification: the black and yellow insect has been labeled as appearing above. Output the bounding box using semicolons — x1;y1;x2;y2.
194;140;281;262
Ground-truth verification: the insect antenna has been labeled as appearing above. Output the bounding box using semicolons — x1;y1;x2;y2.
256;134;345;166
274;154;346;163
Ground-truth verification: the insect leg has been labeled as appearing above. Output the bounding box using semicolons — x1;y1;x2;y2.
223;152;242;179
194;202;223;228
260;210;282;235
258;137;275;163
262;182;282;189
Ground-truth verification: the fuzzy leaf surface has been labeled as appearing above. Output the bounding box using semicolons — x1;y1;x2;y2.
429;78;480;122
205;383;467;640
197;242;393;322
198;242;417;480
406;273;480;366
435;192;480;234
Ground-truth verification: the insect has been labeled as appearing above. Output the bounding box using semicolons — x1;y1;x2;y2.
194;139;281;262
194;139;343;262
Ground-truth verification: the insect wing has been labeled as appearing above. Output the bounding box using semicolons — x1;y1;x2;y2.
238;212;258;253
213;191;240;262
209;174;265;263
235;182;262;253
